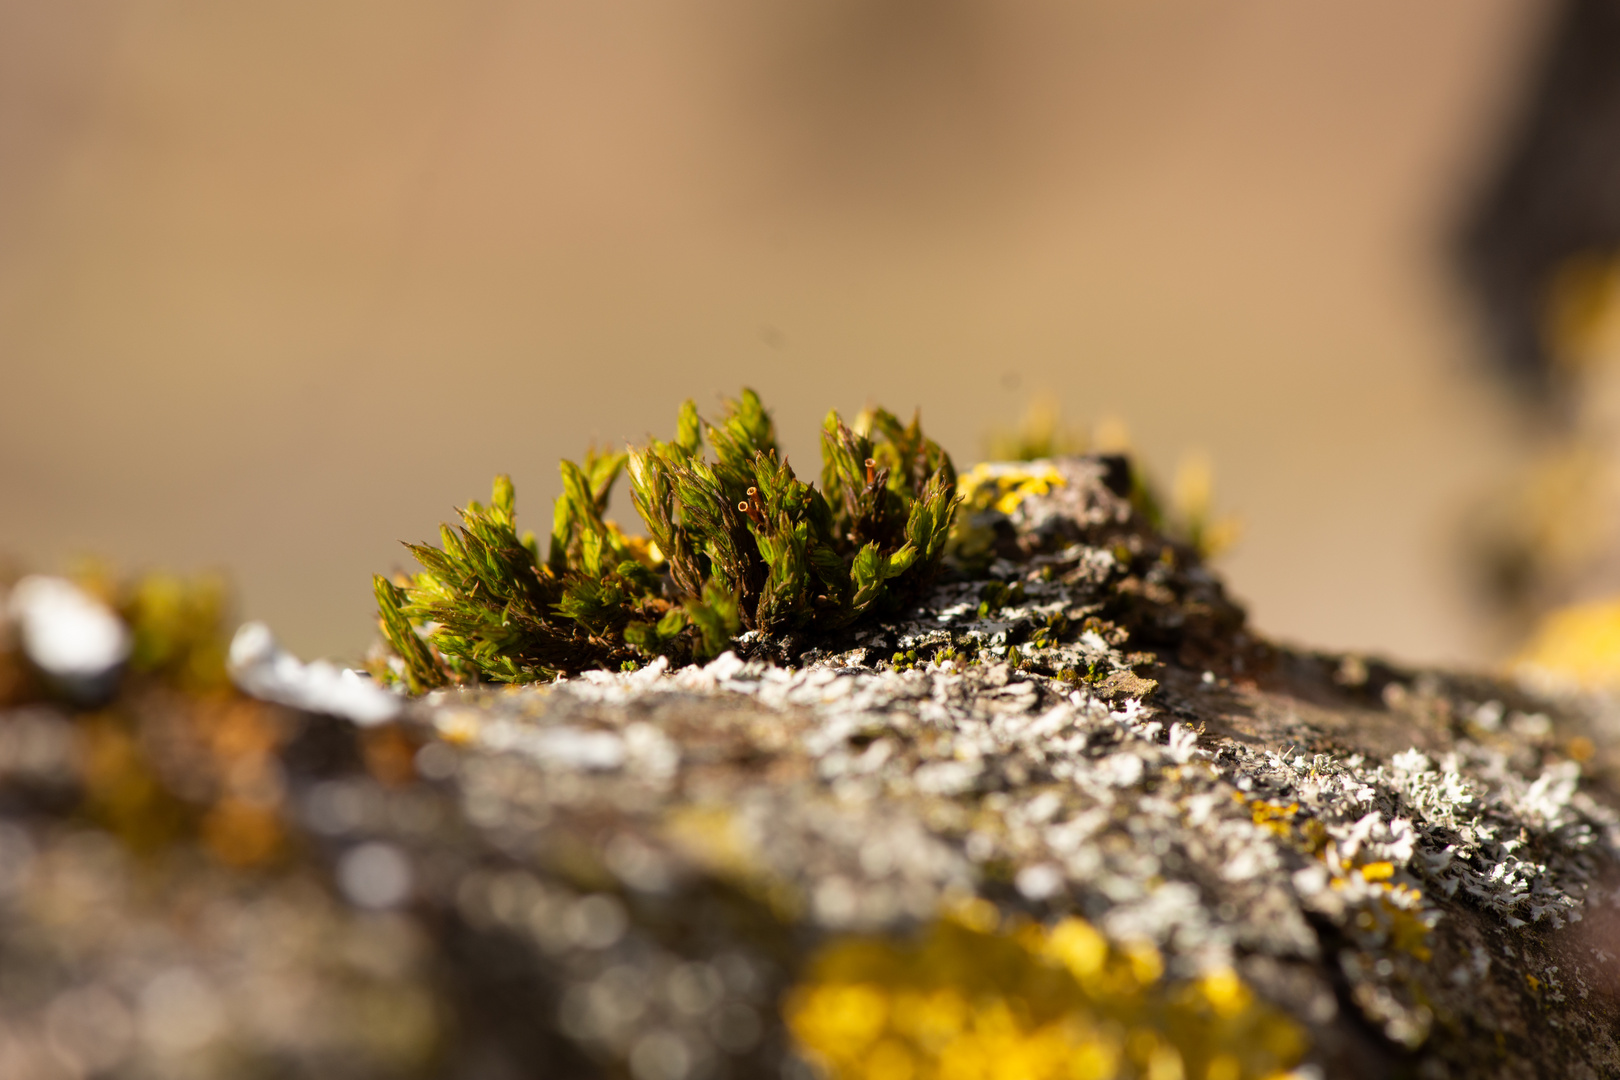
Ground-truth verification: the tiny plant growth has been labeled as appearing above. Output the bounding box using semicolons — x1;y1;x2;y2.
374;390;957;689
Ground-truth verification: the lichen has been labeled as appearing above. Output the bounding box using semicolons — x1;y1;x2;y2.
949;462;1070;570
787;905;1306;1080
8;438;1620;1077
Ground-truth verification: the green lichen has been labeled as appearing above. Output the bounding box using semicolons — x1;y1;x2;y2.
374;390;958;688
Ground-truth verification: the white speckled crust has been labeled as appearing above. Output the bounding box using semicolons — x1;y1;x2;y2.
228;620;402;725
339;457;1620;1076
3;457;1620;1078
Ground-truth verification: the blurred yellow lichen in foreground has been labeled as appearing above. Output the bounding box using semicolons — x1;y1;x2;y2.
1514;596;1620;692
785;904;1307;1080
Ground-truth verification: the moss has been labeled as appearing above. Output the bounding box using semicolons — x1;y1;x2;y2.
0;567;293;865
2;566;234;705
985;397;1089;462
374;390;958;688
118;570;233;692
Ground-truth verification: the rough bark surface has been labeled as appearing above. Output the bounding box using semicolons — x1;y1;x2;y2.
1;456;1617;1079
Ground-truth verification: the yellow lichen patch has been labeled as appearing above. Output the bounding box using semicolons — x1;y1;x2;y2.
785;911;1307;1080
1514;595;1620;691
1297;819;1329;855
1344;874;1435;961
1246;799;1301;840
1238;796;1323;858
1240;797;1328;856
1382;891;1435;963
958;462;1069;517
949;462;1071;567
1241;797;1436;962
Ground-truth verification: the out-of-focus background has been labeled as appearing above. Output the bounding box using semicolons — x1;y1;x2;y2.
0;0;1604;667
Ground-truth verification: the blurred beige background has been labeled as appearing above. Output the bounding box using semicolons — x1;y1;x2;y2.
0;1;1555;665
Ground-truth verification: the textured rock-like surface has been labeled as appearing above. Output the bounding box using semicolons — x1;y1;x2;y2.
2;457;1619;1079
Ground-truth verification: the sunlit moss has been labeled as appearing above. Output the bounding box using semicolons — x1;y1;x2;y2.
0;567;292;866
118;570;233;692
1166;453;1241;562
786;908;1307;1080
39;563;233;695
985;397;1089;463
374;389;958;687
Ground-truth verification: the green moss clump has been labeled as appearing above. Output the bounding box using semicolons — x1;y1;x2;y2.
374;390;957;689
119;571;234;693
